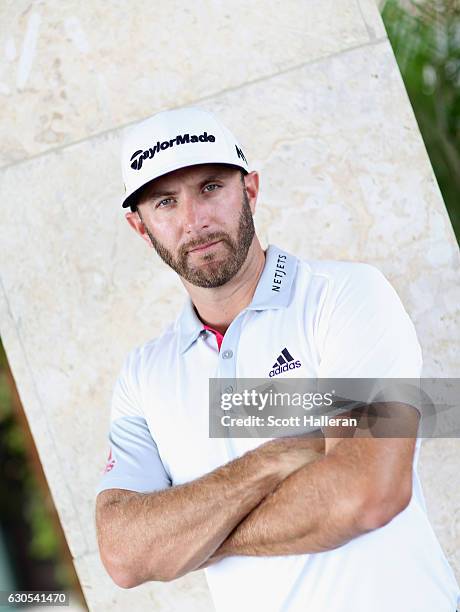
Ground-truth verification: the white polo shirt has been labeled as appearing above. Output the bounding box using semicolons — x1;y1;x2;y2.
97;244;460;612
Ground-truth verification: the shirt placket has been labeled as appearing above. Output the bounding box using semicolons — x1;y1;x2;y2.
207;312;247;458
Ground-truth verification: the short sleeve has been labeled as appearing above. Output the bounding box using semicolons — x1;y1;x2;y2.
96;349;172;495
317;264;422;379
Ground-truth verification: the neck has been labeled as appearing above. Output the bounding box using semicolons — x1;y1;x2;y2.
182;238;266;334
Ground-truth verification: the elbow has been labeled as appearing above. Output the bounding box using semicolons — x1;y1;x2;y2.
358;483;412;532
98;546;139;589
95;515;180;585
99;546;178;587
110;568;176;589
107;566;139;590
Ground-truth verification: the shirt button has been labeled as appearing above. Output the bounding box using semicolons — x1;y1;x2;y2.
224;385;233;393
222;350;233;359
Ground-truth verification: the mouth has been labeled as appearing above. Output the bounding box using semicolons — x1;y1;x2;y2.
188;239;223;254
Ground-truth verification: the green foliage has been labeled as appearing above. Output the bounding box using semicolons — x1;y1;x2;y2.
0;340;70;588
24;484;60;561
381;0;460;242
0;371;12;424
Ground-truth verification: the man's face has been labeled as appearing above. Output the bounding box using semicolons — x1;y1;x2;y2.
127;164;257;288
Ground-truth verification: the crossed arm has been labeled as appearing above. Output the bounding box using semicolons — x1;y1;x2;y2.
198;435;415;571
96;404;418;588
199;403;419;567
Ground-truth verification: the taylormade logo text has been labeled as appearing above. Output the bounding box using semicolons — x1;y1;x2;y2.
130;132;216;171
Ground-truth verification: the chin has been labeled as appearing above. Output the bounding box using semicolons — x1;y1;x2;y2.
190;256;225;272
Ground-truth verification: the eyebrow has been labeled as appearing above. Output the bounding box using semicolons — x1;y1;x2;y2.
145;173;230;199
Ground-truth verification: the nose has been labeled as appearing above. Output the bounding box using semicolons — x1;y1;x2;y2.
182;193;210;234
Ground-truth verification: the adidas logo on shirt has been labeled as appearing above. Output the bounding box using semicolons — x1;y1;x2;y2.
269;348;301;377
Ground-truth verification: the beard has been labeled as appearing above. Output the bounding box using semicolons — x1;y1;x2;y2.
143;188;255;288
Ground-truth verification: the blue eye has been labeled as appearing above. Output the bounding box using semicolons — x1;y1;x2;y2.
156;198;174;208
203;183;220;192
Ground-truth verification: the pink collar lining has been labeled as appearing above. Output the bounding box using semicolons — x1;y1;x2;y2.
203;324;224;351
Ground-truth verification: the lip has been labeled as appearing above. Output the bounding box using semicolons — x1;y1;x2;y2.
188;239;222;253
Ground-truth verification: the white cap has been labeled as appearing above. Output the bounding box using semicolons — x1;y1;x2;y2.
120;107;250;209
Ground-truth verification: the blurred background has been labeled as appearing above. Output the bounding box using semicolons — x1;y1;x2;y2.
381;0;459;241
0;1;458;609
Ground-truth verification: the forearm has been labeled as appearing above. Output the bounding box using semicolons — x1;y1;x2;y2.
97;434;325;585
97;449;280;585
202;439;404;565
207;456;362;563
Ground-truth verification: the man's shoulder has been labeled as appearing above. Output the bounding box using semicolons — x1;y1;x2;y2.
121;320;179;376
298;255;382;281
296;255;389;298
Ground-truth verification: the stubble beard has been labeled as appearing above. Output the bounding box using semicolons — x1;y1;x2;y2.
143;189;255;288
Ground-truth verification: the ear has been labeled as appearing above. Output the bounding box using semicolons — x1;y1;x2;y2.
125;211;154;248
243;171;259;215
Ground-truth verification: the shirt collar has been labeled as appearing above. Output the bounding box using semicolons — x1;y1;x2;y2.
177;244;298;354
177;297;204;355
246;243;297;311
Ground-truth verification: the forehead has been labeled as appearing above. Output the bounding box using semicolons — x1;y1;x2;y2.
143;163;239;195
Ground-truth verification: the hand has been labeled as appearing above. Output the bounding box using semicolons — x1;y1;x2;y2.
255;433;325;481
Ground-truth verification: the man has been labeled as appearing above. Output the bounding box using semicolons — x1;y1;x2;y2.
95;107;460;611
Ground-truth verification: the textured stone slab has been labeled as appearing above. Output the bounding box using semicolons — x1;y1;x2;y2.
0;281;91;559
357;0;387;39
0;0;372;166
